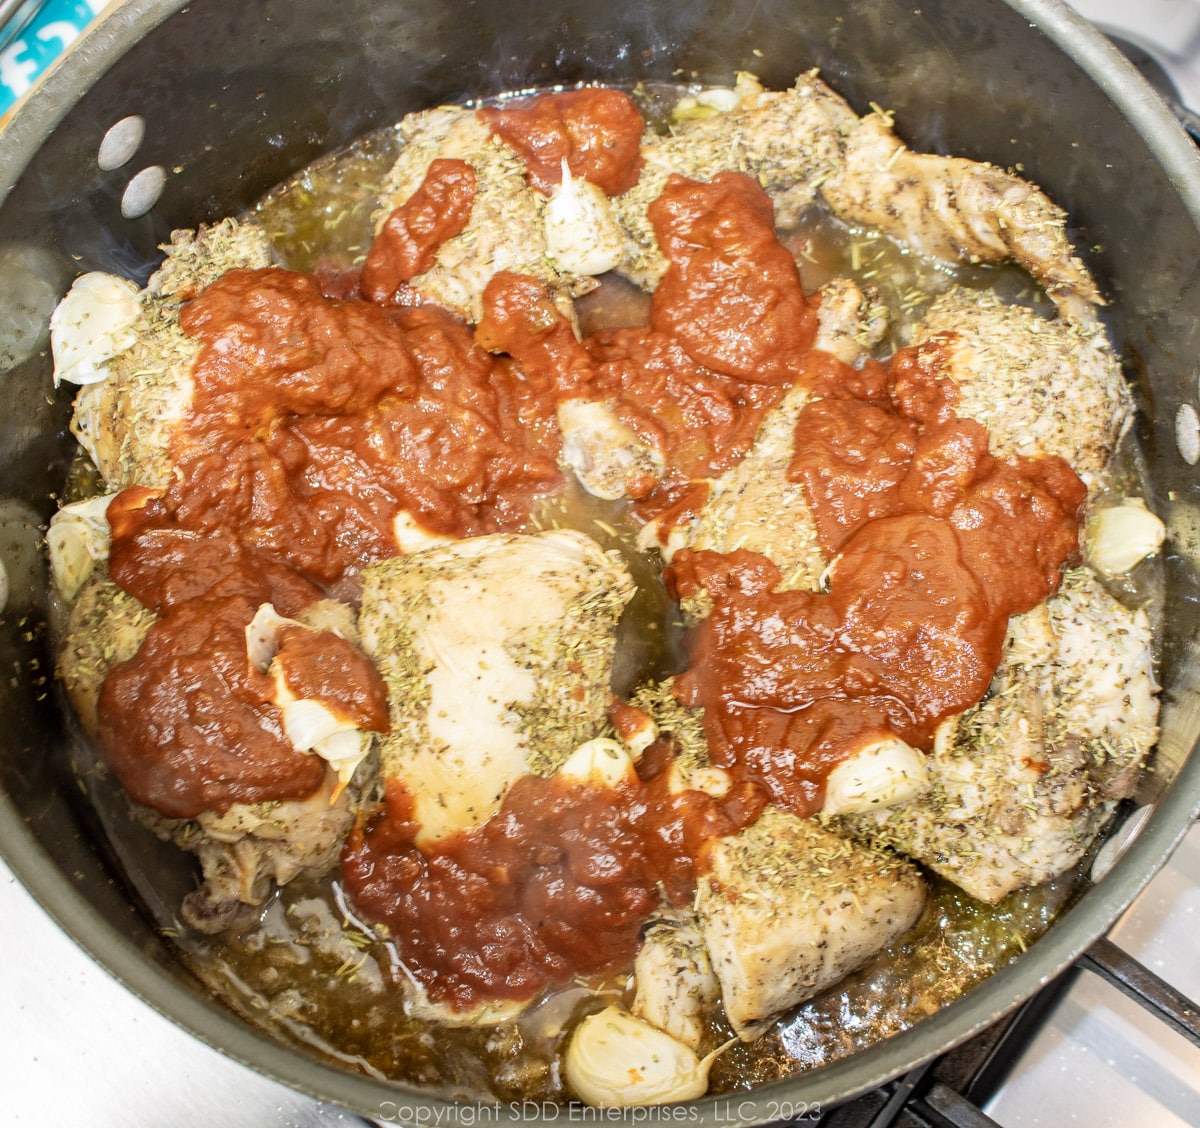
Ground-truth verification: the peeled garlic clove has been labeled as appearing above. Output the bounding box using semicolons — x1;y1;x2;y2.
46;492;117;601
282;704;371;796
822;735;929;816
672;86;741;122
246;602;374;794
1085;499;1166;577
49;272;141;387
544;160;626;277
557;737;636;789
565;1006;715;1107
668;760;733;799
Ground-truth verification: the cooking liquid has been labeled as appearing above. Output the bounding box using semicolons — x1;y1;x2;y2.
69;84;1161;1102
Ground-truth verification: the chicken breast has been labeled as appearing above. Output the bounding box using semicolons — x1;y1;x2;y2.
70;219;273;489
697;805;927;1040
374;107;607;323
357;529;635;845
834;568;1158;902
909;286;1129;484
57;574;370;933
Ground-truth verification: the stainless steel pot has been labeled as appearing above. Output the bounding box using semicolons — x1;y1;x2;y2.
2;0;1199;1119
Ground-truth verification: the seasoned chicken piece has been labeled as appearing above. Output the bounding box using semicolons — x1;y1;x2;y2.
57;574;157;735
910;286;1129;484
375;107;610;323
358;529;634;844
697;805;926;1040
557;398;663;501
58;576;370;933
639;383;827;597
636;274;888;567
632;909;721;1051
835;569;1158;902
615;73;1101;313
812;277;891;366
612;73;853;288
155;767;368;933
68;219;272;489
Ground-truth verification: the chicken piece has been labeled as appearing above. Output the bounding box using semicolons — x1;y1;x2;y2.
614;73;1101;314
57;573;157;735
812;277;891;366
612;73;853;289
835;569;1158;902
639;382;827;598
557;398;663;501
910;286;1129;484
635;271;889;566
358;529;634;845
155;767;369;933
69;219;273;489
631;909;721;1051
57;574;376;933
697;805;927;1040
375;107;611;323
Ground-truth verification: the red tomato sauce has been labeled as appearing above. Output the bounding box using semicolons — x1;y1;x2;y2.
343;742;766;1010
478;87;645;196
669;343;1086;817
361;158;476;305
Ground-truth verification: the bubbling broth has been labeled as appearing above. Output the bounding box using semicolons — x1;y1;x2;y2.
55;77;1163;1104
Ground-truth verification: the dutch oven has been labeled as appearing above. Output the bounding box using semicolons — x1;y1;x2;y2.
1;0;1199;1119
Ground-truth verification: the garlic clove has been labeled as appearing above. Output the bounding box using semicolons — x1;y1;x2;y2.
672;86;741;122
393;510;457;555
49;272;141;387
822;735;929;816
668;760;733;799
544;160;626;277
564;1006;718;1107
1085;499;1166;577
245;602;374;795
557;737;636;789
46;492;117;601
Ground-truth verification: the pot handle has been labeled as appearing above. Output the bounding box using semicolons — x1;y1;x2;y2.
1107;33;1200;147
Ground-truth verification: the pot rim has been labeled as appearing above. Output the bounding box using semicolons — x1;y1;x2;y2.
2;0;1199;1120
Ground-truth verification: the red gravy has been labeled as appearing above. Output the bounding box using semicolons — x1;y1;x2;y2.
93;86;1085;1011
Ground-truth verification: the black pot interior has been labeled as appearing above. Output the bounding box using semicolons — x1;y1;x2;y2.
2;0;1200;1117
